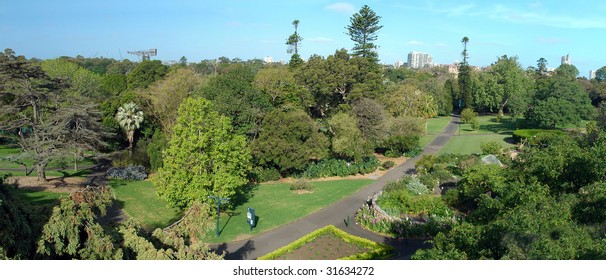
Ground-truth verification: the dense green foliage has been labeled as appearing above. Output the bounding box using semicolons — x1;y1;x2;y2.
412;132;606;259
301;156;379;178
512;129;565;142
154;98;251;208
252;109;329;174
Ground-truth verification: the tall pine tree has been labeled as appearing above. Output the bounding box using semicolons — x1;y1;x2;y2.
346;5;383;60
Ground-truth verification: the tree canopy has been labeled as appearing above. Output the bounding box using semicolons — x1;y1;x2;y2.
154;97;251;208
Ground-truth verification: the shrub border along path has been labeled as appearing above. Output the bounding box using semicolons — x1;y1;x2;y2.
212;114;460;260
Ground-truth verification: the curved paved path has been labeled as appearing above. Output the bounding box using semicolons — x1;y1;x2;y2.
212;115;461;260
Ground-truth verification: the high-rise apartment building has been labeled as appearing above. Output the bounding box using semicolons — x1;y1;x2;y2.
561;54;571;65
407;52;433;69
590;70;597;80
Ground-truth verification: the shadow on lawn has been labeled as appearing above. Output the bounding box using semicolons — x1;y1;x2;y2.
216;240;256;260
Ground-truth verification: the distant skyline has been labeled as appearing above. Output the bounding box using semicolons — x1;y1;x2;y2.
1;0;604;77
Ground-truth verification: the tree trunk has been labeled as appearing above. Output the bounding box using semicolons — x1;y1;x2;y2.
36;163;48;182
74;151;78;172
127;130;135;155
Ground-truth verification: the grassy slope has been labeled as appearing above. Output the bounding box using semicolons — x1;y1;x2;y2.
202;179;373;244
109;179;182;230
439;115;517;155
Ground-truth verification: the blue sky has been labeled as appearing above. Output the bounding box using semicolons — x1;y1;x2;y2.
1;0;604;77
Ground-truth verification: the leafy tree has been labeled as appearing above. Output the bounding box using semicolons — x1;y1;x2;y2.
252;108;329;174
100;73;127;96
41;58;103;98
597;102;606;130
120;202;223;260
351;98;388;145
555;64;579;80
288;53;304;69
460;108;477;124
37;186;123;259
528;76;594;128
479;55;532;116
200;64;272;137
154;98;251;208
254;66;310;108
327;112;372;161
536;57;548;76
115;102;144;152
295;52;348;117
126;60;168;89
140;68;204;134
346;5;383;59
0;49;65;181
286;19;302;55
595;65;606;82
53;100;110;171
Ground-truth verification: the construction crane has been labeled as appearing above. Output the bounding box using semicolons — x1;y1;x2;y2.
127;48;157;61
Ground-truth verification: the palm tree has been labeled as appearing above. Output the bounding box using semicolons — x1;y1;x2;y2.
115;102;144;152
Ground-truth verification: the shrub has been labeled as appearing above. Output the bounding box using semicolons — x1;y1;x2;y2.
406;176;429;195
251;167;281;182
480;141;503;155
382;135;420;156
289;178;312;192
106;165;147;180
302;156;378;178
460;108;477;124
470;118;480;130
512;129;565;143
381;160;396;170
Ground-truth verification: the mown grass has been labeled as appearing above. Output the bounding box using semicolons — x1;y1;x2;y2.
109;179;182;230
9;188;64;208
0;145;96;170
438;134;516;155
202;179;372;244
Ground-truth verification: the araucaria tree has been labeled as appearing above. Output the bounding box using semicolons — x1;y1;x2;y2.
154;98;251;208
346;5;383;59
458;36;473;109
286;19;302;55
115;102;144;151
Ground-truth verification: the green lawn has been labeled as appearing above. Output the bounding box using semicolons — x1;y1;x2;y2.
420;116;453;147
438;134;516;155
10;188;64;207
0;169;92;178
109;179;183;230
0;145;96;170
203;179;373;244
457;115;518;135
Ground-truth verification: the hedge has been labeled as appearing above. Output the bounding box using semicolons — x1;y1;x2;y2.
258;225;396;260
512;129;565;143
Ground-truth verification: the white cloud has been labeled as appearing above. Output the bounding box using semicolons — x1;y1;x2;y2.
490;4;606;29
326;2;355;14
448;4;475;16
